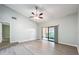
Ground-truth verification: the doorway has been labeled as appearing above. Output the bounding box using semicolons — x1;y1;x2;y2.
42;27;48;41
42;26;58;43
2;24;10;43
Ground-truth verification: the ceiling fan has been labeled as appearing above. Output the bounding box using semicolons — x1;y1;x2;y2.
29;6;43;20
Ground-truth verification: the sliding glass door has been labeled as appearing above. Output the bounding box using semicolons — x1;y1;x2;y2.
42;26;58;43
48;27;55;42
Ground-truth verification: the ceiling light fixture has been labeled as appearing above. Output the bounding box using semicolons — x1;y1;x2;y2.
29;6;44;22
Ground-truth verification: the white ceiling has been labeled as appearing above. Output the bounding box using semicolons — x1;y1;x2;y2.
5;4;79;20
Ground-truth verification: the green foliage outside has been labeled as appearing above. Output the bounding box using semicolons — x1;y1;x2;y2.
45;32;54;39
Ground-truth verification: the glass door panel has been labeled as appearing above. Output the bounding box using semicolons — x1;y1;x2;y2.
48;27;55;42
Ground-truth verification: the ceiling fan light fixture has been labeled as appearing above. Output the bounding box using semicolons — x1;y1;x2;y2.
30;6;44;22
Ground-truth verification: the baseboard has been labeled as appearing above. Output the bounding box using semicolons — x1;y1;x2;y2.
10;39;39;44
18;39;37;43
11;42;19;45
59;42;77;47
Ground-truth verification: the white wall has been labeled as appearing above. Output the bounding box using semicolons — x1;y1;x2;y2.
39;13;77;46
0;5;38;43
0;23;2;43
77;8;79;53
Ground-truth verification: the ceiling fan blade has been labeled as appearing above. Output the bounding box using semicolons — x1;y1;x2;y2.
39;13;43;15
32;12;35;15
39;17;43;19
